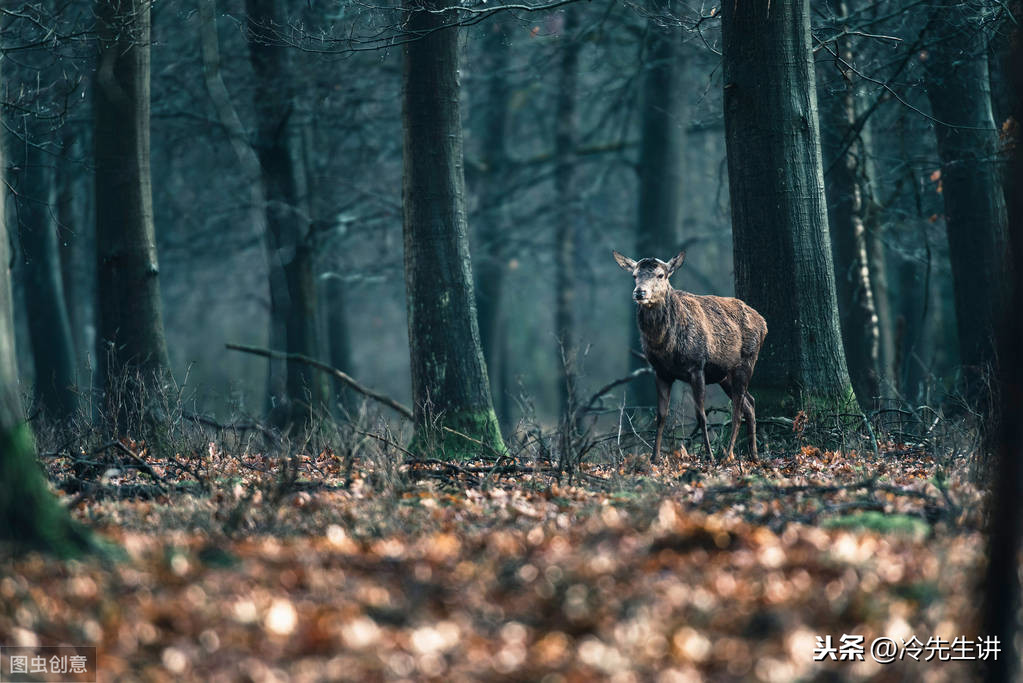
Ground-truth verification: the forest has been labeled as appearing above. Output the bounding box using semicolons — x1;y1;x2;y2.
0;0;1021;679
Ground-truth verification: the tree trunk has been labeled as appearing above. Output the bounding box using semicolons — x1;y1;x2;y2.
555;7;579;419
630;14;685;408
981;10;1023;680
402;0;504;459
11;129;79;420
0;104;93;557
473;19;512;428
721;0;856;415
245;0;326;430
924;2;1009;395
94;0;172;413
818;12;881;409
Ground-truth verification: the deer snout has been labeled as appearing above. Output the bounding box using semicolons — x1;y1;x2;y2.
633;288;648;301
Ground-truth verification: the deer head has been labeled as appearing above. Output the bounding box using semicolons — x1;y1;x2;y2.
613;250;686;307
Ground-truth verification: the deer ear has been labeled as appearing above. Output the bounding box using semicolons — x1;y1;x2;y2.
613;250;637;271
665;251;686;276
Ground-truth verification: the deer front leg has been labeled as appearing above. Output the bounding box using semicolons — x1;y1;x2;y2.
691;372;712;460
653;374;672;464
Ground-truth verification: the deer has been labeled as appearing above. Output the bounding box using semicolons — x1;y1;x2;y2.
613;250;767;464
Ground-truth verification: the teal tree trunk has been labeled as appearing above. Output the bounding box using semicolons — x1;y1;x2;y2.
11;127;79;420
0;106;93;557
401;0;505;459
630;11;685;408
555;6;580;420
473;18;513;429
94;0;172;421
923;0;1009;399
245;0;327;431
721;0;857;415
817;4;882;408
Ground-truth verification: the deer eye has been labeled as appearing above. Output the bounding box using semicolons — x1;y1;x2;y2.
658;273;665;279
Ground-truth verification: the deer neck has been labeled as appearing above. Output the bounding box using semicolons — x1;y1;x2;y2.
637;292;677;350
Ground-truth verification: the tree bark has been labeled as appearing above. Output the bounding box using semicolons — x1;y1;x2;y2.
0;103;93;557
402;0;504;459
555;7;579;419
12;129;78;420
722;0;856;414
630;14;685;408
94;0;172;412
924;1;1009;394
818;10;881;409
245;0;326;430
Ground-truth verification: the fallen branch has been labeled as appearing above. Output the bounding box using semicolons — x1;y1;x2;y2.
226;343;413;420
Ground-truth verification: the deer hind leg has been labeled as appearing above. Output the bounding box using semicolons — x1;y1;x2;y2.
691;373;712;461
653;374;672;464
742;390;759;461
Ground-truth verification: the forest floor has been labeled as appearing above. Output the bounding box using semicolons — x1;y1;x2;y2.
0;419;993;682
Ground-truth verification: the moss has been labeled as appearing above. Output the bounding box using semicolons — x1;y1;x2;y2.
410;407;506;461
0;422;103;559
822;511;929;538
752;382;859;418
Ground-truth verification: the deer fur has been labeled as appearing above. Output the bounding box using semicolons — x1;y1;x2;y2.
614;250;767;463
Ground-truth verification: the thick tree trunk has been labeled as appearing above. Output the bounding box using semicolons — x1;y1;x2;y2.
0;108;93;557
630;15;684;408
721;0;856;415
94;0;171;411
924;2;1009;395
818;16;881;409
473;19;512;428
555;7;579;419
981;9;1023;680
402;0;504;459
12;131;78;420
322;275;354;412
245;0;326;430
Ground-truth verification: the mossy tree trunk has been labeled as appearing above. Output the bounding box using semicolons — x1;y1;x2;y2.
401;0;504;460
721;0;857;415
94;0;172;419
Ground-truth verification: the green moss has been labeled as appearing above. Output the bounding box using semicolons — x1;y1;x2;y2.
752;382;859;418
822;511;929;538
410;407;506;461
0;422;103;559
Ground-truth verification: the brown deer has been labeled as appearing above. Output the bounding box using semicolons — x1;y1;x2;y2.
613;250;767;463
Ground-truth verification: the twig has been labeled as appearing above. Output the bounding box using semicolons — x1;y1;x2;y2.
226;343;413;419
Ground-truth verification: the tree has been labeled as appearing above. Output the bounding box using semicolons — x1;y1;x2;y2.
246;0;327;431
818;3;882;408
11;126;79;420
472;19;513;428
721;0;856;415
0;108;92;557
923;1;1009;394
630;10;685;407
94;0;171;411
402;0;504;459
555;6;580;419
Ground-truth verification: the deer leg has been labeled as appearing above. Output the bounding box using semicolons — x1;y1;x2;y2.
691;373;712;461
742;389;759;461
726;385;743;462
653;374;672;464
